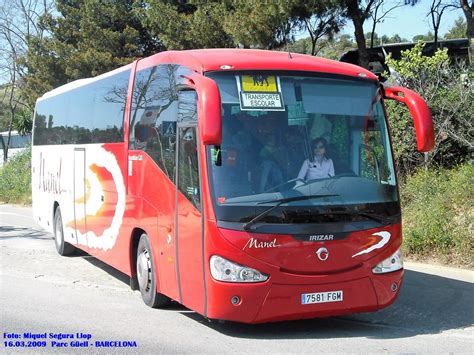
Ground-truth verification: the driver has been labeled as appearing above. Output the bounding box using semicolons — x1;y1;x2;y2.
297;138;335;181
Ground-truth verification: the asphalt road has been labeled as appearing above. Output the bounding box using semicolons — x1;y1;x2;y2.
1;204;473;354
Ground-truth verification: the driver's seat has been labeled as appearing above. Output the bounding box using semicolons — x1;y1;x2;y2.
258;160;283;192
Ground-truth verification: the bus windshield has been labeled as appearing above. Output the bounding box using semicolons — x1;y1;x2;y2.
207;72;398;226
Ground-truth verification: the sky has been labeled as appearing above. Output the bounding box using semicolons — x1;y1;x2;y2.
340;1;465;41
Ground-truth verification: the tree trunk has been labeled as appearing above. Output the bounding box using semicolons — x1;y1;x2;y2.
5;110;14;163
460;0;473;64
0;135;6;164
345;0;370;69
370;18;377;49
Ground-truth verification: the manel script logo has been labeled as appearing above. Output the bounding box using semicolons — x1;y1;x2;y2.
243;238;280;250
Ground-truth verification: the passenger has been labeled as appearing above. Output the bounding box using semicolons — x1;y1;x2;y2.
297;138;335;181
284;127;304;178
259;134;284;192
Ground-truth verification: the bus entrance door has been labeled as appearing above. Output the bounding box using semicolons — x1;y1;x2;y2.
176;111;205;312
73;148;86;246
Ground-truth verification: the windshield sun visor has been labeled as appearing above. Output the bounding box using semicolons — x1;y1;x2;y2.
301;80;374;116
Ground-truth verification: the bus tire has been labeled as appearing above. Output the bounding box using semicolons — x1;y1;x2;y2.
136;233;169;308
54;207;75;256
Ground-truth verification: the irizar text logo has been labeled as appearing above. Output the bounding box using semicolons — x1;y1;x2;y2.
309;234;334;241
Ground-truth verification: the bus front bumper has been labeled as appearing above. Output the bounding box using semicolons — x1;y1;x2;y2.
205;269;403;324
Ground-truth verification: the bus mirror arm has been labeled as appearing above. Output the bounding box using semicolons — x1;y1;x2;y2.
383;86;435;152
181;74;222;145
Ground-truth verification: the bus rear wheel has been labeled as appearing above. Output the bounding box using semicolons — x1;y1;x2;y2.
54;207;75;256
136;234;170;308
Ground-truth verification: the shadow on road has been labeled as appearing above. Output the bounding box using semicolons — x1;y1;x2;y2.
0;225;51;240
180;270;473;340
83;255;131;287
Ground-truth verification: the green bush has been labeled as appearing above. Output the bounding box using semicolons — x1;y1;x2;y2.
0;145;32;204
401;163;473;267
385;42;473;176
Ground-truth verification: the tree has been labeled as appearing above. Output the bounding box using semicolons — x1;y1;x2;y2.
142;1;234;49
368;0;404;48
459;0;473;63
144;1;299;50
427;0;457;49
344;0;420;68
385;42;473;174
412;32;435;42
379;33;408;44
445;17;467;39
223;1;293;49
0;0;52;162
23;0;163;107
343;0;375;69
289;1;346;56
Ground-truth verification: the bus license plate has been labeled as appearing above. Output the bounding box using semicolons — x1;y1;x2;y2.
301;290;343;305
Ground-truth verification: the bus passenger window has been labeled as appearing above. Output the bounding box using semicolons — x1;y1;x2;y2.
130;65;180;182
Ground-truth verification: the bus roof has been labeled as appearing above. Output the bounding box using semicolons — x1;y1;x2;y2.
38;64;132;102
38;49;377;101
145;49;378;80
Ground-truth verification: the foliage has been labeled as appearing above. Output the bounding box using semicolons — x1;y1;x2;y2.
412;32;435;42
291;34;356;60
23;0;163;107
445;17;467;39
385;41;473;175
13;108;33;136
0;144;31;204
143;0;309;50
365;32;408;46
142;1;234;49
401;163;473;267
223;1;291;49
288;0;345;56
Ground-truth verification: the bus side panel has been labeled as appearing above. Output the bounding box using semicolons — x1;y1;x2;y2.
64;143;131;275
128;150;180;301
32;145;75;238
177;192;205;314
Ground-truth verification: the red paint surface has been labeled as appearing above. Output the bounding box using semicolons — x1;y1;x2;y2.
384;86;435;152
203;220;403;323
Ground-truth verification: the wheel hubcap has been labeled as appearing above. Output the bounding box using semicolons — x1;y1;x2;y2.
137;248;151;292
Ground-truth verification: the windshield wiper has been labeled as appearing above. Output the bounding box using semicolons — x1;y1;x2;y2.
242;194;339;231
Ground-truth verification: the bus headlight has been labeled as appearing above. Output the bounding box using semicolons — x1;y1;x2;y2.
210;255;268;283
372;249;403;274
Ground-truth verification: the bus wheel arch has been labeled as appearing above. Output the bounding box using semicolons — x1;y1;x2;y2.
130;228;145;290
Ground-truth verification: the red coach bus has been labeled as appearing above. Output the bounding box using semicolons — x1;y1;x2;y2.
32;49;434;323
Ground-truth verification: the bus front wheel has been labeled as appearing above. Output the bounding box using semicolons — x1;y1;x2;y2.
136;234;169;308
53;207;75;256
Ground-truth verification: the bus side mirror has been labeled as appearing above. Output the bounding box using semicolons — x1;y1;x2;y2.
384;86;435;152
183;74;222;145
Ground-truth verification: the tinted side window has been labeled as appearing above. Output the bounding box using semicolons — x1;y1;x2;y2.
177;91;197;124
130;65;179;182
178;126;200;210
91;70;129;143
67;85;94;144
33;92;70;145
33;69;130;145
